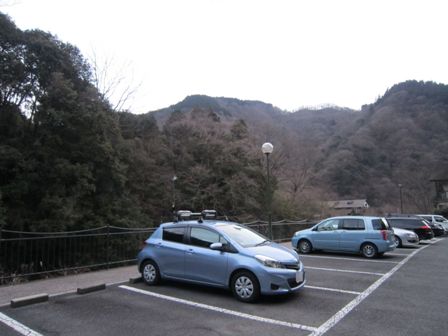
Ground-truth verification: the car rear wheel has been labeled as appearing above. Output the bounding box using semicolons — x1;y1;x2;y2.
231;271;260;303
361;243;378;258
394;235;402;248
297;239;312;254
141;260;160;285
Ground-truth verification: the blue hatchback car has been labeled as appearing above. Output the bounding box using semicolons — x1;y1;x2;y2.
137;214;306;302
291;216;396;258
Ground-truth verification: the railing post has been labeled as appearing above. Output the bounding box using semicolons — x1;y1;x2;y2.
106;224;110;269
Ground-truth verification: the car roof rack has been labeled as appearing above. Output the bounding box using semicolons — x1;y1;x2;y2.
175;210;218;222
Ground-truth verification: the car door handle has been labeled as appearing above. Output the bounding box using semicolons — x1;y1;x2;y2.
186;248;195;255
156;242;163;248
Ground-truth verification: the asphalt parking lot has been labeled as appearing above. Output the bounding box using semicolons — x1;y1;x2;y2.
1;238;448;336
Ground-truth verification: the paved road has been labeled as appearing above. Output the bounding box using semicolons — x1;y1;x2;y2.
324;238;448;336
0;239;447;336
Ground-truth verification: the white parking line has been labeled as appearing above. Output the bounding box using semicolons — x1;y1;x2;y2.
386;252;412;257
0;312;43;336
300;255;399;264
119;285;317;332
306;286;361;296
308;243;430;336
306;266;385;276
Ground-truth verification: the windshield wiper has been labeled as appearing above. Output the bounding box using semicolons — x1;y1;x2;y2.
255;240;270;246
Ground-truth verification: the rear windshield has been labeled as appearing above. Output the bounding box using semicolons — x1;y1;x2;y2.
372;218;390;230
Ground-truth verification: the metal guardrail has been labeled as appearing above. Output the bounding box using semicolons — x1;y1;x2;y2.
0;226;155;285
0;220;315;284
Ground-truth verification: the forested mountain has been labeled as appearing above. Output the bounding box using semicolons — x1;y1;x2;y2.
1;13;447;233
147;81;448;216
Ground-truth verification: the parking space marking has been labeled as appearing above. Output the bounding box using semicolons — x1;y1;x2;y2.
119;285;317;332
308;244;430;336
306;267;385;276
300;255;399;264
387;252;413;256
0;312;43;336
305;286;361;296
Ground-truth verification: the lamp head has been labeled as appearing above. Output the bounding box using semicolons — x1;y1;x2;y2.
261;142;274;155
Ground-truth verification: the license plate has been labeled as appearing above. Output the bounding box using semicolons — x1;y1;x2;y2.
296;270;304;282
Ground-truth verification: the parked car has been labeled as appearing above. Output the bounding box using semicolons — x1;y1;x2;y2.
416;214;448;235
291;216;396;258
387;217;434;240
392;227;419;248
137;211;306;302
422;219;445;236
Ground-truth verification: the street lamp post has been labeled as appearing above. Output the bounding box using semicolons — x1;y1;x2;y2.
398;183;403;214
172;175;177;214
261;142;274;240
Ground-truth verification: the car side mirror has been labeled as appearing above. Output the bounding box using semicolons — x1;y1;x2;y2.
210;242;223;251
312;227;318;232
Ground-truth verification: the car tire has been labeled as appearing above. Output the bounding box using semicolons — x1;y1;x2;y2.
297;239;312;254
394;235;402;248
141;260;160;286
231;271;260;303
361;243;378;258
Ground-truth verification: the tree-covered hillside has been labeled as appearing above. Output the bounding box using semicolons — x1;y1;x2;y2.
0;14;271;231
149;81;448;215
2;13;448;233
317;80;448;213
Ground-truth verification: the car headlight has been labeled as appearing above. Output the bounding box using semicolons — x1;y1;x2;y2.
255;255;285;268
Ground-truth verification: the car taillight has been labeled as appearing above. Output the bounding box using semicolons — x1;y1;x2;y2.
381;230;387;240
419;225;431;230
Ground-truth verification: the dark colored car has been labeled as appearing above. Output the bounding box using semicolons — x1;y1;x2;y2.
387;217;434;240
421;219;445;237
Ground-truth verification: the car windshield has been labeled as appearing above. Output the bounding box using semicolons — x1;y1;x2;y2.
217;224;267;247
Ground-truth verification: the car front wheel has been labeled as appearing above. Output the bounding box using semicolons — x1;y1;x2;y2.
141;260;160;285
231;271;260;303
361;243;378;258
297;239;312;254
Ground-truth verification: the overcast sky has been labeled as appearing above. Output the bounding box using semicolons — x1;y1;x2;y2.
1;0;447;114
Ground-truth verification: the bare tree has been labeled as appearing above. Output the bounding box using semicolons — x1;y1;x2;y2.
89;50;141;112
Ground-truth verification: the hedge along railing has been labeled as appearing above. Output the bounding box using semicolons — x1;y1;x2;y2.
0;220;315;284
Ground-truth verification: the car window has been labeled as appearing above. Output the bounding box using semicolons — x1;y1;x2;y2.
421;216;432;222
190;227;226;248
387;219;402;228
341;218;365;230
435;216;447;222
372;218;390;230
387;219;418;228
162;227;186;243
317;219;340;231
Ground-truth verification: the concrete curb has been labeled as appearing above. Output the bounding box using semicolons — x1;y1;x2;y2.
10;293;49;308
77;283;106;295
